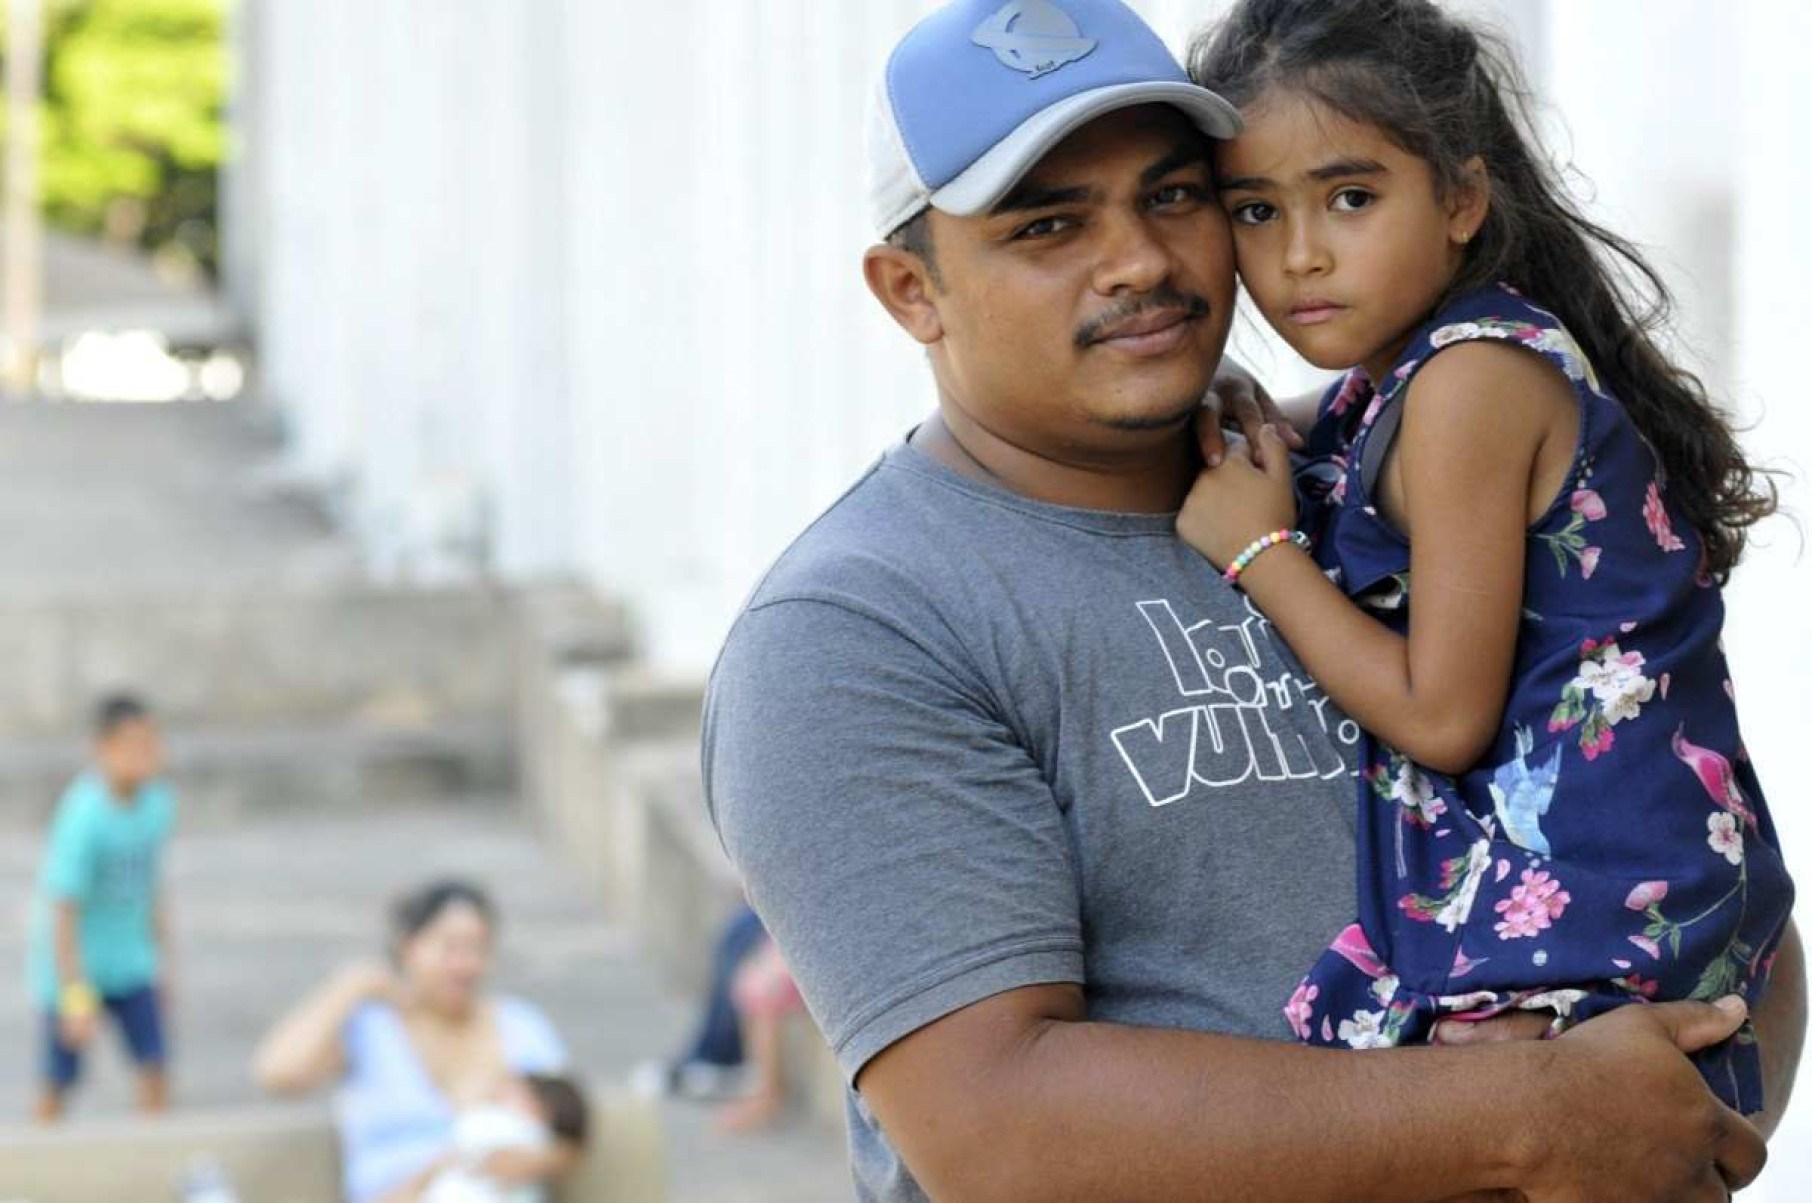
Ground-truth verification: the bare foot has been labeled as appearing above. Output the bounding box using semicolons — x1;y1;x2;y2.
714;1090;786;1135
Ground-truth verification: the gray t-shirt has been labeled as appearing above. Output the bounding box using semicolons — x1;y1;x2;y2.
704;440;1359;1201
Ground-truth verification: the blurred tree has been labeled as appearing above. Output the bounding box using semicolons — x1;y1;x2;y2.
3;0;224;277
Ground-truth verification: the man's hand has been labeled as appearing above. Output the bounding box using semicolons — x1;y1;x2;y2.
1199;362;1304;469
1518;997;1765;1201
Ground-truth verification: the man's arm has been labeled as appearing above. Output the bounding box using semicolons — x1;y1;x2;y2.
1753;918;1806;1140
709;597;1763;1202
858;983;1762;1203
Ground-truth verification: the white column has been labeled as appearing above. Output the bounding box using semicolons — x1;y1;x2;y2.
1729;3;1812;1195
1544;2;1738;390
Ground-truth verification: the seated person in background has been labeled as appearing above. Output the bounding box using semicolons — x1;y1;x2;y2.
716;933;805;1135
424;1072;589;1203
632;901;768;1102
29;693;177;1123
252;879;580;1203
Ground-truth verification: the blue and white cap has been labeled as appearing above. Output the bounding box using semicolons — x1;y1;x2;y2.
867;0;1243;238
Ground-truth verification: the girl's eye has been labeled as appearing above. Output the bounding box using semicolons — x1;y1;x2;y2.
1331;188;1376;213
1014;215;1075;240
1229;201;1276;226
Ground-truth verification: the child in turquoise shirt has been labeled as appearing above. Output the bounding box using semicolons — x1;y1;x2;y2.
28;694;177;1121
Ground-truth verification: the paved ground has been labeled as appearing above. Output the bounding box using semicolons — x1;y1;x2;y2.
0;804;852;1202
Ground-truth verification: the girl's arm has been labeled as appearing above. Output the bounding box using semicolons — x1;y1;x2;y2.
1179;342;1567;775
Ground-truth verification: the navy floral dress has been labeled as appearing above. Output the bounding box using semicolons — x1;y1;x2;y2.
1286;283;1793;1113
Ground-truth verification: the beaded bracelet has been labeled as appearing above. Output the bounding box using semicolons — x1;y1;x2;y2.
1222;529;1311;585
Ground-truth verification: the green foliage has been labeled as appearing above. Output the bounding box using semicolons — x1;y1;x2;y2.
3;0;225;275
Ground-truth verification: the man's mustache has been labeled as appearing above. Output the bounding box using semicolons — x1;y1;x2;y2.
1074;288;1212;350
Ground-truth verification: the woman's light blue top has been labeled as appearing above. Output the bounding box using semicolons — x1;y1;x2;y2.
335;996;566;1203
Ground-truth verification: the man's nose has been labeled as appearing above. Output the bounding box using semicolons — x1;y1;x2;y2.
1091;211;1173;296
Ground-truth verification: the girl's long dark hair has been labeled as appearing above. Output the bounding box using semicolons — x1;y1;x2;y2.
1191;0;1777;581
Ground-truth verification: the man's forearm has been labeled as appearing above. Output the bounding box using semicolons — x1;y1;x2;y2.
867;986;1533;1203
1755;918;1806;1139
864;983;1761;1202
973;1017;1525;1202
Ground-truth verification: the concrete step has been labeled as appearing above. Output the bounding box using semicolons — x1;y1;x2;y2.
0;399;361;599
0;717;515;828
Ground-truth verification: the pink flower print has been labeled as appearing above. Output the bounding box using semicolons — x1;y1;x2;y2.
1329;923;1390;979
1625;881;1669;910
1523;870;1571;921
1451;946;1486;979
1581;724;1615;761
1493;869;1571;940
1493;899;1546;941
1570;489;1607;521
1629;934;1662;960
1621;974;1661;999
1328;372;1367;417
1644;481;1687;553
1580;547;1602;579
1284;980;1320;1040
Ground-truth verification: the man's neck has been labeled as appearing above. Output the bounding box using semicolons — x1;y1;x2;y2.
913;405;1200;515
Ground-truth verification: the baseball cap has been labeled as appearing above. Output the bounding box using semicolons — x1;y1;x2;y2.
867;0;1243;239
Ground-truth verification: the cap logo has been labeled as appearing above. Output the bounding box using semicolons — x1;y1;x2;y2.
972;1;1098;80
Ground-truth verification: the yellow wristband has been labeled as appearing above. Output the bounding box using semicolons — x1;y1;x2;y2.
59;981;98;1018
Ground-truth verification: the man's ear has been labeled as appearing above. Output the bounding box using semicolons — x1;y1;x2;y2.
1448;155;1491;246
864;244;945;346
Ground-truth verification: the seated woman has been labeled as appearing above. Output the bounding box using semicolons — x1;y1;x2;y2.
253;879;581;1203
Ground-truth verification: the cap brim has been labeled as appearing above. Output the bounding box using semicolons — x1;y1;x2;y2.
929;81;1243;219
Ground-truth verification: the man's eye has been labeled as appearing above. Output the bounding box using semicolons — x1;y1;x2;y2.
1331;188;1375;213
1151;183;1207;208
1014;215;1074;240
1229;201;1276;226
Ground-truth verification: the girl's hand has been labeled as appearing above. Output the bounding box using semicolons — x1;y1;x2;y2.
1177;425;1298;569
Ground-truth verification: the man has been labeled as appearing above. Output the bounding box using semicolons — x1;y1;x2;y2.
704;2;1804;1198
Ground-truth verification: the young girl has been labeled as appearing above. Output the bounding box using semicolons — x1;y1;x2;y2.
1176;0;1792;1113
